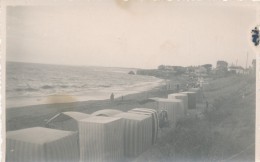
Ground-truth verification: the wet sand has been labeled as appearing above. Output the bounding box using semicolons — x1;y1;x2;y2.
6;85;174;131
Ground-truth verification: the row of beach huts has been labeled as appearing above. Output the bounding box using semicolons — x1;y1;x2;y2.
6;88;202;162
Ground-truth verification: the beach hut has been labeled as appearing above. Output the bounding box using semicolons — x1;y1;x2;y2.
181;92;196;109
114;112;153;157
46;111;90;132
141;98;159;111
91;109;123;117
6;127;79;162
79;116;124;162
127;108;159;144
148;98;185;128
189;88;200;93
189;87;203;103
168;93;188;115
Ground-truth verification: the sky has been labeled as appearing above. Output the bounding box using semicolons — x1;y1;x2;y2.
5;0;258;69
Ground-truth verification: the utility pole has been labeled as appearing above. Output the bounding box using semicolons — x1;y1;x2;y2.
244;52;249;75
246;52;249;69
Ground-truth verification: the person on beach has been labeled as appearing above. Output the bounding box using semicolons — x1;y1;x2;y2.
110;93;114;102
159;110;169;128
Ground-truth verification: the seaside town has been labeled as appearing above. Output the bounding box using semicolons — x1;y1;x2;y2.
6;59;256;162
4;1;258;162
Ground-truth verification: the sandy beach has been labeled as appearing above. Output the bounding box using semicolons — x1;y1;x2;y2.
6;74;256;161
6;83;172;131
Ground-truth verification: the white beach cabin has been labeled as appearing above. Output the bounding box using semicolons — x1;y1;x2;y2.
114;112;153;157
127;108;159;145
91;109;123;117
181;92;197;109
168;93;188;115
6;127;79;162
79;116;124;162
46;111;90;132
147;98;185;128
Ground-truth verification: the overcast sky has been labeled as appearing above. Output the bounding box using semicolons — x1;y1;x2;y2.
6;0;258;68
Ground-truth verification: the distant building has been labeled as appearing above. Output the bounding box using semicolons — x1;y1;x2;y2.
228;66;244;74
216;61;228;70
201;64;212;73
186;66;195;74
173;66;186;74
197;77;205;88
194;66;208;76
216;60;228;75
158;65;166;70
165;66;175;70
157;65;186;75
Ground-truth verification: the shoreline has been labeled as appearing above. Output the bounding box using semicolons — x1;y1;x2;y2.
6;83;173;131
6;79;164;109
6;75;255;161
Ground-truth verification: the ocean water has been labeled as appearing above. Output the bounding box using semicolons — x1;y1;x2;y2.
6;62;163;108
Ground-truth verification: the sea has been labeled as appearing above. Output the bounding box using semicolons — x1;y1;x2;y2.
6;62;163;108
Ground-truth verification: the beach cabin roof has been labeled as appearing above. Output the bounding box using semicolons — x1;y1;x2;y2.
78;116;124;162
146;97;161;102
181;91;196;94
7;127;75;144
129;108;157;113
91;109;123;117
45;111;90;131
6;127;79;162
114;112;149;121
62;111;90;120
168;93;187;97
189;88;200;91
81;116;122;124
149;97;182;103
46;111;90;124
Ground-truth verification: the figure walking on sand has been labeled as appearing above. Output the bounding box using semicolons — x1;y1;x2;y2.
110;93;114;102
176;84;180;92
205;100;209;113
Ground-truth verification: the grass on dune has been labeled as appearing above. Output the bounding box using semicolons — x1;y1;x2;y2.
135;75;255;162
